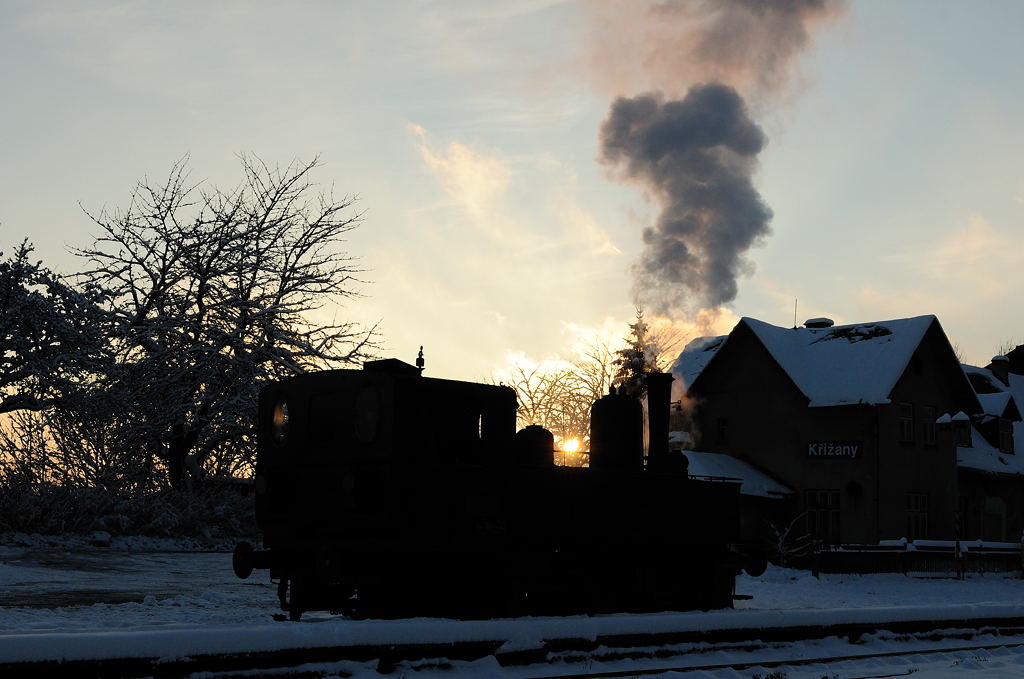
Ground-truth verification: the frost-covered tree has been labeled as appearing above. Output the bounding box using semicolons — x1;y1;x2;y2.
73;155;379;488
0;241;108;415
613;307;691;398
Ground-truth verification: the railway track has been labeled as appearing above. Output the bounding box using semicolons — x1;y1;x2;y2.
522;635;1024;679
5;614;1024;678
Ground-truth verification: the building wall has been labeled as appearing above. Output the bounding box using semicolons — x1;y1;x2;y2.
690;319;975;546
873;323;967;541
958;470;1024;541
691;323;880;545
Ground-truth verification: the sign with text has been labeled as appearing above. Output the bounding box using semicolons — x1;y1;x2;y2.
807;441;862;459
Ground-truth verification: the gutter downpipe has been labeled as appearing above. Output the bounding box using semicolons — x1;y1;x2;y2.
874;403;880;544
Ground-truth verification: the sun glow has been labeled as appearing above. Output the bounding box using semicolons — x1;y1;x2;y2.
562;438;581;453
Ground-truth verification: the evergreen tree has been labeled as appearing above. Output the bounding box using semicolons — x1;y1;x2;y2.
614;307;659;397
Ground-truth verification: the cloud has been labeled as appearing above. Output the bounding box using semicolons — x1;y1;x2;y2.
409;123;622;258
409;123;510;229
904;215;1022;297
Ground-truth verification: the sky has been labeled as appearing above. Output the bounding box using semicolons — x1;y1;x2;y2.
2;1;1023;381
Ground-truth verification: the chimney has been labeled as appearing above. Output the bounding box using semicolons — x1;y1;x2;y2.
988;355;1010;386
645;372;674;469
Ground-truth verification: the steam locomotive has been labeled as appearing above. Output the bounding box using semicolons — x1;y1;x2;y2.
233;355;761;621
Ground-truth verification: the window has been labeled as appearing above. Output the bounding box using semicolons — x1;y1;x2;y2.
984;496;1006;541
716;417;729;445
907;493;929;540
954;419;972;447
805;490;840;546
999;419;1014;454
920;406;936;446
958;496;969;540
898;402;914;443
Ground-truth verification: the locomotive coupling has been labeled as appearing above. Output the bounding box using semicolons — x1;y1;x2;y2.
233;541;274;579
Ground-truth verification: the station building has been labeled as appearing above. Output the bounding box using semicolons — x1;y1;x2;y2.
672;315;1024;546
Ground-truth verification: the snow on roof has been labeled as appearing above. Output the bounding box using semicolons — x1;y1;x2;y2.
963;364;1024;418
682;450;792;499
958;425;1024;476
741;315;937;407
977;392;1014;418
671;334;727;392
669;430;692;445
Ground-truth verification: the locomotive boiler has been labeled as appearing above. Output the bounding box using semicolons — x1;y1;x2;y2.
233;355;758;621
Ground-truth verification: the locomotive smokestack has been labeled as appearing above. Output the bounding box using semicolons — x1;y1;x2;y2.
645;372;674;469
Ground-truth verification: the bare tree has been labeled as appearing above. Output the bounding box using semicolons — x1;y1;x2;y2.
492;314;691;456
494;338;620;451
73;155;379;488
951;341;966;364
646;316;692;372
494;360;578;442
996;339;1019;357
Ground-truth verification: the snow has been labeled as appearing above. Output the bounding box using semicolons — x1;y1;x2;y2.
955;365;1024;475
682;450;792;499
5;536;1024;676
741;315;936;407
957;425;1024;475
671;316;949;408
978;391;1014;417
672;335;727;392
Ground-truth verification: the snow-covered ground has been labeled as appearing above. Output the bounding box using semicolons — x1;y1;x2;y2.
4;533;1024;677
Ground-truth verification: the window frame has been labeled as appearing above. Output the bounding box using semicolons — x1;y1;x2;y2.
998;418;1014;454
920;405;937;446
907;492;929;541
805;489;841;546
954;419;972;447
898;402;915;443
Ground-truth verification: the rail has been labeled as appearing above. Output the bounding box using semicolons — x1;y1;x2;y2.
6;608;1024;678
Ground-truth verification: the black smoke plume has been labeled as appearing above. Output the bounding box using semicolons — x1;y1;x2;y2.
599;83;772;314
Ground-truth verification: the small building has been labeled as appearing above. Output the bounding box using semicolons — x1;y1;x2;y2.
958;360;1024;540
672;314;997;546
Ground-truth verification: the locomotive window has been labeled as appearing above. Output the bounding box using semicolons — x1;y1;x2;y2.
354;386;379;444
272;401;290;444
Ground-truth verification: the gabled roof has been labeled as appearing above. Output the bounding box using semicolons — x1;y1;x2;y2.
673;315;949;407
976;392;1022;421
962;364;1024;424
963;365;1004;394
742;316;938;407
672;335;728;391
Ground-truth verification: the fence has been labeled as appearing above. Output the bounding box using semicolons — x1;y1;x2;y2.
811;538;1024;578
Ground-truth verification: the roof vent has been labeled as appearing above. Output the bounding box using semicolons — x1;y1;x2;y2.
804;317;834;329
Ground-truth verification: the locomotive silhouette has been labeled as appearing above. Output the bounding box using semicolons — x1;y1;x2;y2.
233;353;762;620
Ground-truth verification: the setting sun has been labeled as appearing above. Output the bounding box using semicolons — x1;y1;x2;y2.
562;438;580;453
